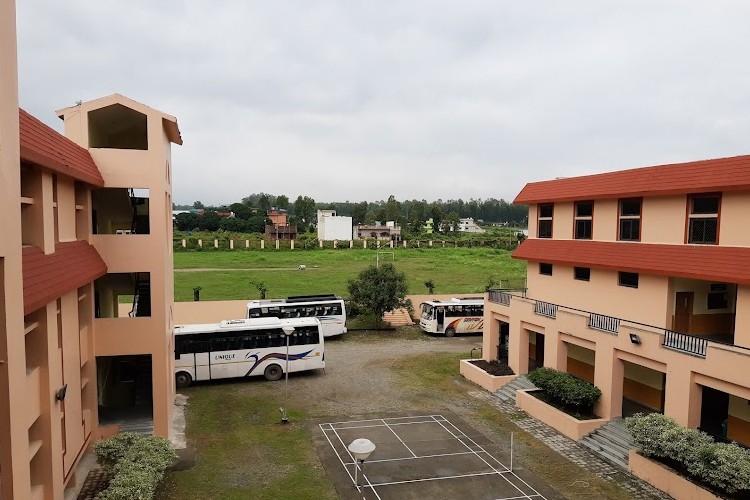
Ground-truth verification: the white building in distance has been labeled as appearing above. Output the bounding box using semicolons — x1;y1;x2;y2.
317;210;353;241
458;218;485;233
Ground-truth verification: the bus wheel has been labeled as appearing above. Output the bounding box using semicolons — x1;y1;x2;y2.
445;328;456;337
264;364;283;381
176;372;192;388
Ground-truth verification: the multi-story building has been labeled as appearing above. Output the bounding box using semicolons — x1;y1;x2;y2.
0;35;182;498
317;209;352;241
265;207;297;241
483;155;750;445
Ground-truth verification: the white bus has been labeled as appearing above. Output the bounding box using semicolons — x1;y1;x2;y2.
247;294;347;338
419;297;484;336
174;317;324;387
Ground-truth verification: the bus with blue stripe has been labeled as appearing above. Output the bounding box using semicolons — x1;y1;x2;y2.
247;294;347;338
419;297;484;337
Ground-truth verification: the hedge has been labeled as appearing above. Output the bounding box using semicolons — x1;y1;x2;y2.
527;367;601;414
94;432;178;500
626;413;750;494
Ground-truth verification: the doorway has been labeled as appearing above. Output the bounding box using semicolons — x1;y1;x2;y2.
497;321;509;363
674;292;693;332
529;331;545;370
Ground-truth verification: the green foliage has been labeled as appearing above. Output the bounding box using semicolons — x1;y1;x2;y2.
527;367;601;414
347;263;411;321
252;281;268;299
94;432;178;500
424;279;435;294
626;413;750;494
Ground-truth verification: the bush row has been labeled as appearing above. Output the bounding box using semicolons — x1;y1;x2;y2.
94;432;178;500
527;367;601;413
626;413;750;494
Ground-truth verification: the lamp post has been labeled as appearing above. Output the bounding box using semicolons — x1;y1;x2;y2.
348;438;376;491
279;326;295;423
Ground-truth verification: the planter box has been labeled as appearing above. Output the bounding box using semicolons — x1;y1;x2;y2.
516;389;608;441
459;359;516;392
628;450;720;500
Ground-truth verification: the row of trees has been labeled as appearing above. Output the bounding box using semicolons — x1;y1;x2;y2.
175;193;527;235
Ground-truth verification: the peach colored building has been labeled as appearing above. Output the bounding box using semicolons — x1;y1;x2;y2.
483;155;750;445
0;17;182;494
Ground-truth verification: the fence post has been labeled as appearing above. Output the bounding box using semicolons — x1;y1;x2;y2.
230;239;234;249
260;239;265;250
334;240;338;249
276;239;280;250
182;239;186;248
319;240;323;249
429;240;432;247
214;239;219;249
198;239;203;247
349;240;353;249
291;239;295;249
245;239;249;248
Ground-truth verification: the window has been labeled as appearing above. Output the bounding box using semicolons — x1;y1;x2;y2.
537;204;553;238
574;201;593;239
618;272;639;288
687;194;719;244
539;263;553;276
618;198;641;241
574;267;590;281
707;284;729;310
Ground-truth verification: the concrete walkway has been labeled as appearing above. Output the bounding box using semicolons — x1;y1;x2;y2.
470;390;671;500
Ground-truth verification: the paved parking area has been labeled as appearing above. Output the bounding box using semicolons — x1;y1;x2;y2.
314;413;562;500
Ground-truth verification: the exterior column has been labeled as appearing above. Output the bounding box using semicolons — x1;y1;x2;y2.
509;319;528;375
483;313;500;362
593;346;624;420
664;369;701;428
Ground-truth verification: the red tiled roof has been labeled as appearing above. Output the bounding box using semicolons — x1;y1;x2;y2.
19;109;104;186
22;241;108;315
514;155;750;204
513;239;750;285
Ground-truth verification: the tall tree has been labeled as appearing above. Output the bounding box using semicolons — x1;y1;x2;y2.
192;200;205;209
275;195;290;209
347;264;411;325
351;201;368;225
293;196;316;227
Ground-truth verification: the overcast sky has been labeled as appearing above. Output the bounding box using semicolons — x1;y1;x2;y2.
15;1;750;206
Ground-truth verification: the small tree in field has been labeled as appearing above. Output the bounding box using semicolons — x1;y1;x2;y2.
424;279;435;294
347;264;410;326
252;281;268;299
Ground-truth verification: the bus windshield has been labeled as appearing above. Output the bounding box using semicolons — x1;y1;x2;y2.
421;304;434;320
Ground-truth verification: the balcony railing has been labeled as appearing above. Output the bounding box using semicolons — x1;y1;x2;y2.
588;313;619;334
488;290;511;306
663;330;708;357
534;301;557;318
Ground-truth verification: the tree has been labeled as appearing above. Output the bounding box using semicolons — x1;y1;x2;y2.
445;211;460;234
220;217;247;232
198;211;221;231
252;281;268;299
175;212;199;231
275;195;290;210
192;200;205;210
384;195;401;223
424;279;435;294
347;264;410;325
431;205;444;233
351;201;368;225
293;196;316;227
258;194;273;212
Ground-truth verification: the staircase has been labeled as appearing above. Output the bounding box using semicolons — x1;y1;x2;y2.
382;308;414;326
131;274;151;317
493;375;537;403
579;417;634;469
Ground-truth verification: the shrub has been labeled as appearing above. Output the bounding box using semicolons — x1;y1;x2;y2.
527;367;601;414
94;432;178;500
626;413;750;494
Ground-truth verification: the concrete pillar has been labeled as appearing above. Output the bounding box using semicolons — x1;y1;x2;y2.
417;240;420;248
377;240;381;249
245;239;249;248
229;239;234;249
349;240;353;249
483;315;500;362
664;369;701;428
363;240;367;249
442;240;445;248
198;239;203;247
429;240;432;247
593;346;624;420
319;240;323;249
260;239;265;250
509;320;529;376
291;239;295;249
214;239;218;248
333;240;337;249
402;240;407;248
276;239;280;250
181;239;186;248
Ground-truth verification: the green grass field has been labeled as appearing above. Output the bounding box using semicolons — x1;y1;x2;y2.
174;248;526;301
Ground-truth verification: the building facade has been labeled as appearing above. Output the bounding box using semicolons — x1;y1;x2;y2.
0;88;181;497
483;155;750;445
317;210;352;241
265;207;297;240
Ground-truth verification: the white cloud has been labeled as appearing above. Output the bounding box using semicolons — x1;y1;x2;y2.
16;0;750;205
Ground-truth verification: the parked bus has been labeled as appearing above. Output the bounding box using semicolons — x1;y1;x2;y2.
174;317;324;387
419;297;484;336
247;294;347;338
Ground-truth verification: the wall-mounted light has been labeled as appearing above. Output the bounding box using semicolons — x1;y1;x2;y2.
629;334;641;345
55;384;68;402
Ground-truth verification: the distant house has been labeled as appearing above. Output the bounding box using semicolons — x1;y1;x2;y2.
317;210;353;241
355;221;401;241
265;207;297;240
423;218;434;234
457;218;485;233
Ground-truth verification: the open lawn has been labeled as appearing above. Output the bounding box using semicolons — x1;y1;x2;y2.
173;247;526;301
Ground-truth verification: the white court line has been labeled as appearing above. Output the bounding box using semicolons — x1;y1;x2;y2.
325;422;383;500
318;423;364;499
322;414;440;426
326;420;438;430
382;419;418;458
494;496;544;500
368;470;501;487
338;450;480;465
432;415;545;500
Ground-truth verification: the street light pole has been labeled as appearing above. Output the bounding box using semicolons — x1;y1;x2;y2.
280;326;295;423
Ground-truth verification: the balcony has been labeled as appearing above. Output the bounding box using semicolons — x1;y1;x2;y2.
534;301;557;318
588;313;620;335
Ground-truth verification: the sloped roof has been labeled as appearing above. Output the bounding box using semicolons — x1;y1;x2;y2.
22;241;108;315
513;239;750;285
514;155;750;204
19;109;104;186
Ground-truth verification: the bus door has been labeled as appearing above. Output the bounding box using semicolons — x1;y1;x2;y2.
436;307;445;331
195;352;211;381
